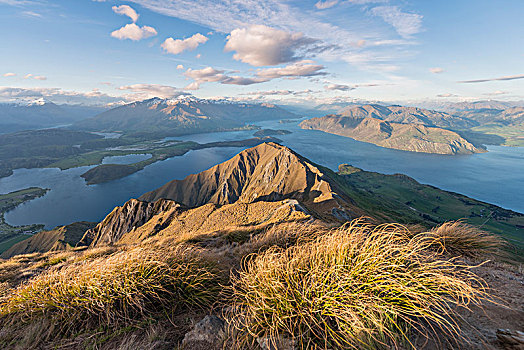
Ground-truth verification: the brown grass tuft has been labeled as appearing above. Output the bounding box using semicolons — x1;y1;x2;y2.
418;221;506;258
229;219;490;349
0;244;225;341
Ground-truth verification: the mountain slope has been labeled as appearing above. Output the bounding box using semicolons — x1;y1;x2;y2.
74;97;297;135
139;142;359;216
300;115;483;154
1;222;96;259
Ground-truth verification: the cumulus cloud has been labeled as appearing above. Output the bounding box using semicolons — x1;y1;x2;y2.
161;33;208;55
315;0;338;10
429;67;444;74
256;60;326;79
225;25;318;66
176;64;184;70
183;67;266;89
371;6;423;38
183;60;325;90
112;5;139;22
118;83;189;100
458;74;524;83
111;23;157;41
3;72;16;77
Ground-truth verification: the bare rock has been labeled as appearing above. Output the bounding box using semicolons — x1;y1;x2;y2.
182;315;225;349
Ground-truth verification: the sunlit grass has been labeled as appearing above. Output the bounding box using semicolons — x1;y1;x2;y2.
229;219;492;349
0;245;224;338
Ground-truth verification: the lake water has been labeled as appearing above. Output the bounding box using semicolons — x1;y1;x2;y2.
1;118;523;229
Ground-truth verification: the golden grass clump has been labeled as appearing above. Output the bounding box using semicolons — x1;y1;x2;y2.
0;244;224;337
229;219;490;349
417;221;505;258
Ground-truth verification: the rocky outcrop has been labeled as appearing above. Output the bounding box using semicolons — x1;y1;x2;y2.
182;315;226;350
79;199;181;247
300;115;484;154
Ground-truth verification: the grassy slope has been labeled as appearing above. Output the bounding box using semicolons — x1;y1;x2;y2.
333;164;524;256
470;124;524;146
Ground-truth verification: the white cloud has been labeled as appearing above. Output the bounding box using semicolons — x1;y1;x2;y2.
112;5;139;23
458;74;524;83
483;90;508;96
371;6;423;38
22;73;46;80
256;60;326;79
325;83;353;91
225;25;317;66
118;83;189;99
315;0;338;10
176;64;184;70
21;11;42;18
124;0;420;72
161;33;208;55
111;23;157;41
3;73;16;77
195;53;201;59
437;93;458;98
0;87;123;105
429;67;444;74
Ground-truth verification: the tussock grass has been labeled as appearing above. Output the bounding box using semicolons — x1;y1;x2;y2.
229;219;490;349
418;221;505;258
0;244;224;339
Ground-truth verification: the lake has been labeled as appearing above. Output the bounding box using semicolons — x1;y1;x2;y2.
1;118;523;229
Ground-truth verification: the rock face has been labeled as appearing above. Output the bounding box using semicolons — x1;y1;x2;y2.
79;199;180;247
300;114;483;155
1;221;96;259
80;143;365;247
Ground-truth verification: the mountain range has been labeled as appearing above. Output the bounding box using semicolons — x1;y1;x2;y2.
0;100;105;134
299;105;483;154
74;97;297;135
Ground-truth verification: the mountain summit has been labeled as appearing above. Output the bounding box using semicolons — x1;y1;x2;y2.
80;142;363;247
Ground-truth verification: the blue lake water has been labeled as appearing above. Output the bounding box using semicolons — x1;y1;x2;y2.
1;118;523;229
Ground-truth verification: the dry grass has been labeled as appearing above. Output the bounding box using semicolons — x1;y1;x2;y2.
229;219;491;349
418;221;506;258
0;244;225;342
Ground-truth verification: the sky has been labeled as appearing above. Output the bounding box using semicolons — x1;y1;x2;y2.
0;0;523;106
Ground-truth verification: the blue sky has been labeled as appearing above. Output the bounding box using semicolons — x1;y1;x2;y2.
0;0;523;106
